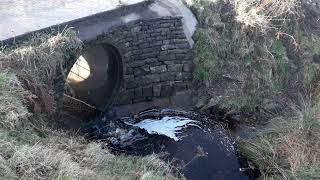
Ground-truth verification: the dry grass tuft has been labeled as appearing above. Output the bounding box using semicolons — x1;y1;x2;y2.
1;29;83;116
0;73;31;130
233;0;300;29
238;100;320;179
3;29;82;87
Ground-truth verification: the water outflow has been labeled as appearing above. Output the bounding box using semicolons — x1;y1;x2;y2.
85;109;260;180
124;115;200;141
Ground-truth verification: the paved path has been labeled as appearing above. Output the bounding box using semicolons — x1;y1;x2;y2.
0;0;145;41
0;0;196;45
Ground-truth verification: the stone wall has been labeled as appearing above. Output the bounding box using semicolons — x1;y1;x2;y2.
97;17;193;105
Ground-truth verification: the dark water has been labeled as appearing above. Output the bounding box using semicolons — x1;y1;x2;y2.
85;109;260;180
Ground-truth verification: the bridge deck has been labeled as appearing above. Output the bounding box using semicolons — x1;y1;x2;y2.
1;0;196;46
0;0;145;41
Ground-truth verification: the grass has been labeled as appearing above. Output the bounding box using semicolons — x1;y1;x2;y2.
189;0;320;179
193;29;218;84
238;100;320;179
190;0;293;113
0;129;178;179
190;0;320;112
0;31;180;179
233;0;300;29
0;72;7;88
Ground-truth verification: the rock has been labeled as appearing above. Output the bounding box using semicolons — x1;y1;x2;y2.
195;97;208;109
200;96;222;111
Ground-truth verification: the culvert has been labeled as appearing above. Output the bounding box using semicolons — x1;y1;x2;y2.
63;43;122;118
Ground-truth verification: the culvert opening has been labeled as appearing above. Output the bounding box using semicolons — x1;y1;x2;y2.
62;44;122;121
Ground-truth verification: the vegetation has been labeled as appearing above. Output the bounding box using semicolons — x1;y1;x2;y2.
189;0;320;113
187;0;320;179
0;31;178;179
238;100;320;179
1;0;320;179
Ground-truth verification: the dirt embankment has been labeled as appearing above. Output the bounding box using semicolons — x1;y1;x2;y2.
187;0;320;179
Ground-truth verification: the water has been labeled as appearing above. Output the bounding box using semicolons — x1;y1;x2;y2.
123;115;200;141
85;109;260;180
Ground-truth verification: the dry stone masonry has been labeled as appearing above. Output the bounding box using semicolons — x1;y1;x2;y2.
97;17;194;105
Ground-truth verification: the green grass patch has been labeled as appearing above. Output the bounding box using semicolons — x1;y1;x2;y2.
193;29;219;82
0;72;7;88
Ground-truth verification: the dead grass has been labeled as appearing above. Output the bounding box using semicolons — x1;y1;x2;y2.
0;128;177;180
233;0;300;29
1;29;83;116
238;100;320;179
0;73;31;130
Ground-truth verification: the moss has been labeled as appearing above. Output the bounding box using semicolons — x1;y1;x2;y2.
0;72;7;88
193;29;219;82
269;39;294;93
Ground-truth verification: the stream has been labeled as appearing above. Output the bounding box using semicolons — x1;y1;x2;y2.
85;109;261;180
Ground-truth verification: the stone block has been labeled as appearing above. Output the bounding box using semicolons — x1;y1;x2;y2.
140;52;158;59
174;82;189;92
161;44;176;50
153;85;161;97
182;72;193;81
142;47;154;54
134;88;143;97
176;43;190;49
143;86;153;97
150;65;167;73
134;66;150;76
159;54;176;61
175;72;183;81
183;63;193;72
139;74;161;85
163;40;170;45
172;39;188;44
163;61;176;65
160;23;172;28
168;64;183;72
131;26;142;33
160;72;176;81
161;84;174;97
151;40;162;46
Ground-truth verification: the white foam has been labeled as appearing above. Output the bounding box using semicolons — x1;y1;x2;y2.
126;116;200;141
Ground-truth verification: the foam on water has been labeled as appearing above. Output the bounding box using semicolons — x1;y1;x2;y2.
126;116;200;141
